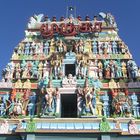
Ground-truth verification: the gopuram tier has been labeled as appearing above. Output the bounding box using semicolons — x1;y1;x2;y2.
0;13;140;135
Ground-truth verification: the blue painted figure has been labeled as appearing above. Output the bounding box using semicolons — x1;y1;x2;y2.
131;93;139;117
21;60;26;70
44;41;50;55
102;92;109;117
90;88;96;115
127;60;138;78
116;65;122;78
28;92;36;117
31;62;39;78
112;41;118;54
81;63;87;78
24;42;30;55
98;42;103;54
0;97;6;117
92;40;98;54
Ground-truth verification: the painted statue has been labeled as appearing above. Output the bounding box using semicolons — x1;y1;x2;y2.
131;93;139;118
99;117;111;132
81;79;95;115
44;41;50;55
44;80;55;115
112;41;118;54
28;92;36;117
96;95;103;116
128;120;139;134
15;79;23;88
0;120;9;134
92;40;98;54
112;91;131;117
0;97;6;117
23;79;31;89
102;92;110;117
22;89;31;115
24;42;30;55
121;61;127;77
28;14;44;28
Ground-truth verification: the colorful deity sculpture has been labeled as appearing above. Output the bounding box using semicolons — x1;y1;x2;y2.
0;97;6;117
15;79;23;88
92;40;98;54
96;95;103;116
23;79;31;89
109;79;117;89
52;56;61;79
83;39;92;53
99;117;111;132
78;40;84;53
81;79;95;116
127;60;138;79
22;89;31;116
112;91;131;117
43;80;56;116
98;42;103;54
128;120;139;134
28;92;36;117
112;41;118;54
131;93;140;118
121;61;127;77
50;38;56;53
44;41;50;55
0;120;9;134
24;42;30;55
102;92;110;117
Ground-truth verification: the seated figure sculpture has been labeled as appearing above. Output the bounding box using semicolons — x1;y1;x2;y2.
128;120;139;134
15;79;23;88
23;79;31;89
62;74;77;88
109;79;117;89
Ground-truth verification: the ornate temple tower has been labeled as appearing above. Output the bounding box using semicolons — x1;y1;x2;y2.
0;12;140;139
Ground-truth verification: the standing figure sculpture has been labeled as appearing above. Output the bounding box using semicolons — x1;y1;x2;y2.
44;41;50;55
102;92;110;117
131;93;139;118
92;40;98;54
112;41;118;54
28;92;36;117
44;80;56;116
82;79;95;116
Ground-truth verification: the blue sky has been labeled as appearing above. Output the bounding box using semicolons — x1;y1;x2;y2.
0;0;140;78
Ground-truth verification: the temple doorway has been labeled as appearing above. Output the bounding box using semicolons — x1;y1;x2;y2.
61;94;77;118
65;64;75;76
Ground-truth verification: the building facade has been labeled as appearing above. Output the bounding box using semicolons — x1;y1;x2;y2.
0;12;140;140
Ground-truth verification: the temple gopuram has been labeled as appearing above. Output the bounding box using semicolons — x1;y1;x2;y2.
0;12;140;140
